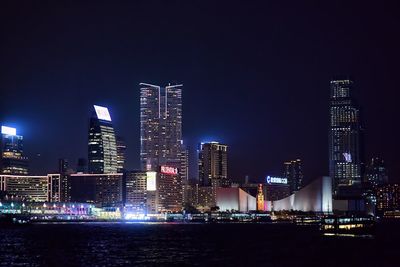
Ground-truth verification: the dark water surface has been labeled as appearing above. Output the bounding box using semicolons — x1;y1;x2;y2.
0;222;398;266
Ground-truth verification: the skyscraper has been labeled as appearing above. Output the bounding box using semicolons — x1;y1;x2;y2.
58;158;71;202
198;142;229;187
329;78;363;198
365;157;388;189
140;83;183;171
180;144;189;183
283;159;303;193
364;157;388;214
88;105;118;174
0;126;28;175
116;136;127;173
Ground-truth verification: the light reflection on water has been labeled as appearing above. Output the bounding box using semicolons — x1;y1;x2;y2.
0;222;396;266
323;232;374;239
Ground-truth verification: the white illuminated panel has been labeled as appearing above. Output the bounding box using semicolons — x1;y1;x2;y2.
266;176;287;184
94;105;112;121
146;171;157;191
1;126;16;136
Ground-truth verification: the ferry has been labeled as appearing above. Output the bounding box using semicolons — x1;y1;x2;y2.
320;215;375;235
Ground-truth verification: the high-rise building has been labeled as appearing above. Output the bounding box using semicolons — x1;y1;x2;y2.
365;157;388;189
363;157;389;214
283;159;303;193
329;78;363;198
124;171;148;213
58;159;71;202
156;166;183;213
88;105;118;174
0;174;60;202
180;144;189;183
0;126;28;175
116;136;127;173
376;184;400;215
198;142;229;187
140;83;183;171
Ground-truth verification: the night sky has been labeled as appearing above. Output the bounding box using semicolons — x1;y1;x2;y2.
1;1;399;183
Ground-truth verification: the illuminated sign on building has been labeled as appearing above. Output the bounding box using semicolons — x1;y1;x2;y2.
160;166;178;175
1;126;16;136
94;105;112;121
146;171;157;191
266;176;287;184
343;152;352;163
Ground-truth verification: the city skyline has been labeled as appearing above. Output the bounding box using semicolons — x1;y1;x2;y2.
1;2;399;183
1;2;400;266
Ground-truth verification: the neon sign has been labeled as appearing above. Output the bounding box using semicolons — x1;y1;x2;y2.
266;176;287;184
160;166;178;175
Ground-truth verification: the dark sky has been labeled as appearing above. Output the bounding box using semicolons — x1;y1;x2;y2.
1;1;399;183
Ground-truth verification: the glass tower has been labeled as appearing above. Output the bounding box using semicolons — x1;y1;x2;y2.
329;78;363;197
0;126;28;175
88;105;118;174
140;83;183;171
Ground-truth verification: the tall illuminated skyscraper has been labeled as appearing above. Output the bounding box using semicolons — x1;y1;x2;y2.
198;142;229;187
140;83;183;171
329;78;363;198
0;126;28;175
88;105;118;174
283;159;303;193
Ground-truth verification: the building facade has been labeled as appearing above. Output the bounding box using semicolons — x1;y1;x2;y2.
0;126;28;175
267;176;332;213
88;105;118;174
198;142;229;187
329;78;363;198
140;83;183;171
216;187;257;213
125;171;148;213
156;166;183;213
69;173;123;207
0;174;60;202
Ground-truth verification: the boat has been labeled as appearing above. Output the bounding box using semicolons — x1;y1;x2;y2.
320;215;375;235
0;214;31;226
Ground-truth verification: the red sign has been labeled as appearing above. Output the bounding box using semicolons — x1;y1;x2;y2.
160;166;178;175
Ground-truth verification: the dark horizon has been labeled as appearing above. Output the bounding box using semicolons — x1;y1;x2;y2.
1;1;399;183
